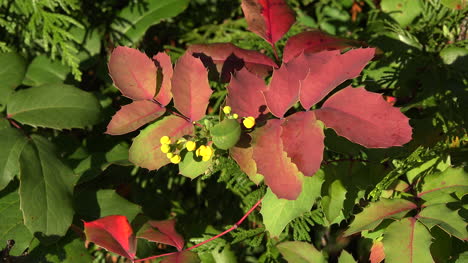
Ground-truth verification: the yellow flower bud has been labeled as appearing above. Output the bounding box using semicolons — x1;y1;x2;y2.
160;136;171;145
232;113;239;119
203;145;213;157
202;155;211;162
170;155;181;164
223;106;232;114
243;116;256;129
160;144;171;153
186;141;196;151
166;152;174;159
196;145;206;157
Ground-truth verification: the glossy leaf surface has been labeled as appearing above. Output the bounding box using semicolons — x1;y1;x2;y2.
418;167;468;205
153;52;173;106
211;119;241;150
418;204;468;240
108;46;157;100
277;241;326;263
316;87;412;148
263;64;300;118
0;127;27;190
106;100;165;135
172;52;212;121
137;219;185;251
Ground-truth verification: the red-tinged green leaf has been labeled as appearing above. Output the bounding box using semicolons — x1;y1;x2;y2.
187;43;277;81
241;0;295;45
230;137;264;185
252;119;303;200
441;0;467;9
383;218;434;263
299;48;375;109
153;52;173;106
277;241;326;263
283;30;361;63
370;241;385;263
178;151;212;179
226;68;269;118
281;111;324;177
106;100;165;135
0;127;27;190
161;250;200;263
137;219;185;251
129;116;193;170
84;215;136;260
261;173;324;237
344;198;417;236
263;64;300;118
172;52;212;122
418;167;468;205
108;46;157;100
315;87;412;148
418;204;468;240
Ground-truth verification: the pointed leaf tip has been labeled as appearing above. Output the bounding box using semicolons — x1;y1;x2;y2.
153;52;173;106
137;219;185;251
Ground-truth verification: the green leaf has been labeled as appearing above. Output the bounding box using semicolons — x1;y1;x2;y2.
344;198;417;236
211;119;241;150
0;52;26;109
179;151;212;179
0;127;27;190
19;135;77;236
112;0;190;44
418;204;468;241
321;179;347;224
383;218;433;263
277;241;326;263
418;167;468;205
23;56;70;86
0;189;34;256
7;84;102;130
338;250;357;263
211;244;237;263
381;0;423;27
440;0;467;9
261;173;324;237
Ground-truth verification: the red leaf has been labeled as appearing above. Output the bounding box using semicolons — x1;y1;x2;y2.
252;119;303;200
187;43;277;81
106;100;165;135
281;111;324;177
370;241;385;263
230;134;264;185
161;250;199;263
129;115;194;170
172;52;212;122
263;64;300;118
108;46;157;100
283;30;361;62
153;52;173;106
315;87;412;148
83;215;136;260
226;68;268;118
137;219;184;251
299;48;375;109
241;0;295;45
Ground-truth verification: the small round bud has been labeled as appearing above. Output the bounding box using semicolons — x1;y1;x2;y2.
170;155;181;164
166;152;174;159
196;145;206;157
160;136;171;145
160;144;171;153
186;141;196;151
232;113;239;119
223;106;232;114
243;116;256;129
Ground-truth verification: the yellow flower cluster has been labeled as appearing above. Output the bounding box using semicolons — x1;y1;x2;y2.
243;116;255;129
160;136;212;163
223;106;255;129
160;135;182;164
195;145;213;162
222;106;238;120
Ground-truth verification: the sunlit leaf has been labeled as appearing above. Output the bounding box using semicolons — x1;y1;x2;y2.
338;250;357;263
230;135;264;185
161;250;200;263
277;241;326;263
263;64;300;118
418;204;468;240
370;241;385;263
153;52;173;106
418;167;468;205
381;0;423;27
211;119;241;150
137;219;185;251
321;179;347;223
178;151;212;179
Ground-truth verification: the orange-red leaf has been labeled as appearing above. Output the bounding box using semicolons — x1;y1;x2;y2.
370;241;385;263
137;219;184;251
230;134;264;185
153;52;173;106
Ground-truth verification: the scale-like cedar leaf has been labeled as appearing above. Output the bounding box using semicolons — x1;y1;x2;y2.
252;119;303;200
161;250;199;263
106;101;165;135
344;198;417;236
129;116;193;170
226;68;268;118
277;241;326;263
281;111;324;177
315;87;412;148
417;167;468;205
187;43;277;81
84;215;136;260
263;64;300;118
153;52;173;106
108;46;157;100
172;52;212;122
370;241;385;263
418;204;468;240
241;0;295;45
299;48;375;109
137;219;184;251
283;30;360;62
383;218;434;263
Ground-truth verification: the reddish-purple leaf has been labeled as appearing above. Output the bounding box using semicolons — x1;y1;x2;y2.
281;111;324;177
83;215;136;260
252;119;303;200
370;241;385;263
106;100;165;135
283;30;362;62
241;0;295;45
226;68;268;118
137;219;184;251
299;48;375;109
153;52;173;106
161;250;199;263
172;52;212;122
129;115;194;170
263;64;300;118
315;87;412;148
187;43;277;81
230;141;264;185
108;46;157;100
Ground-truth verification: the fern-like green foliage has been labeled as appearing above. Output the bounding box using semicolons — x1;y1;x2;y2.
0;0;83;80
